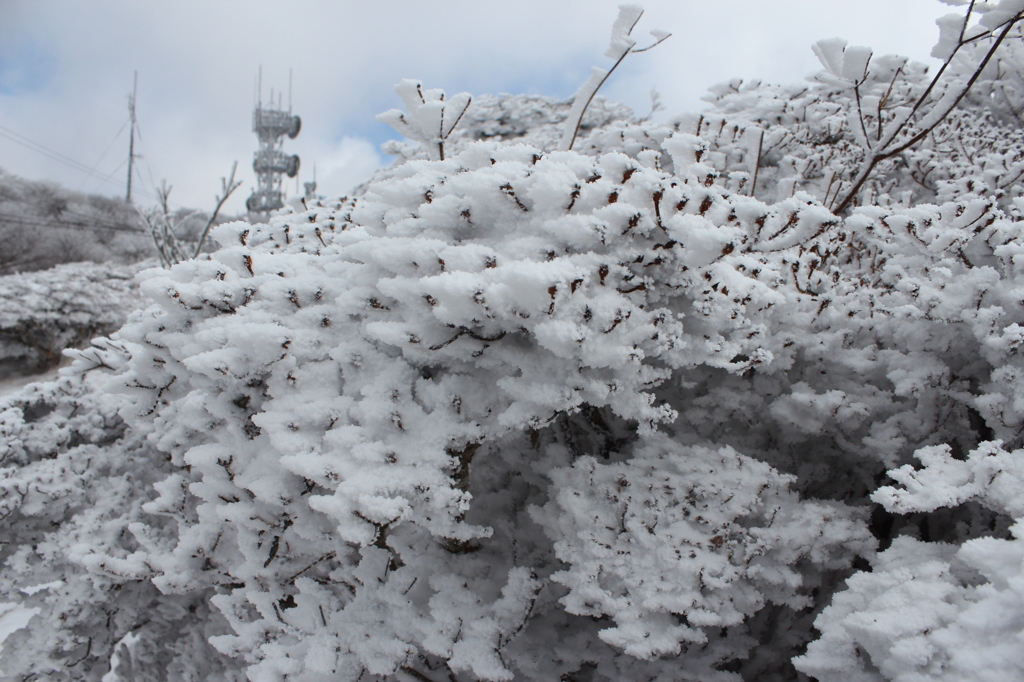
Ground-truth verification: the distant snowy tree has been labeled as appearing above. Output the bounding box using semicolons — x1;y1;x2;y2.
0;170;149;275
2;2;1024;681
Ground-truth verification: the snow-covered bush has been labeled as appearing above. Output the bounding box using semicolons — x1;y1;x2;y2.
0;370;242;680
377;80;473;161
380;91;633;163
2;2;1024;680
795;441;1024;681
0;261;145;379
51;135;875;681
587;1;1024;215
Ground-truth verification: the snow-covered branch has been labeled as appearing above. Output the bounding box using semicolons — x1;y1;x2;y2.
559;5;670;151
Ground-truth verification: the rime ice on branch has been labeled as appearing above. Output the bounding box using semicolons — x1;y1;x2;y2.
559;4;669;152
377;79;472;161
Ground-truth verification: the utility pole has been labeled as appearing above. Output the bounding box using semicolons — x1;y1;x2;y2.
126;71;138;203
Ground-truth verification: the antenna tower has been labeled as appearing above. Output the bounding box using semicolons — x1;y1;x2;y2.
304;162;318;200
246;68;301;218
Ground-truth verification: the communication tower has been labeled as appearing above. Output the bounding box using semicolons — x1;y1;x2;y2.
246;72;301;217
304;163;318;201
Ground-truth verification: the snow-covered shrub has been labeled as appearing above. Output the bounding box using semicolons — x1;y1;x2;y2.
533;436;871;660
0;366;243;681
795;441;1024;681
2;2;1024;680
381;91;633;163
953;19;1024;127
578;2;1024;215
378;5;660;163
692;71;1024;213
0;261;145;379
558;4;669;152
69;136;880;681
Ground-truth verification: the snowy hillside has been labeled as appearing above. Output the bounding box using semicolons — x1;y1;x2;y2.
0;171;149;275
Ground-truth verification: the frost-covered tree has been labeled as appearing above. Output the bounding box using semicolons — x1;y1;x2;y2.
2;2;1024;681
0;170;149;275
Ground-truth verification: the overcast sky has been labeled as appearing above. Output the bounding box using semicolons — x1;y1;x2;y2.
0;1;954;215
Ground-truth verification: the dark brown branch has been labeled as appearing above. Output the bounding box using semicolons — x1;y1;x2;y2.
833;10;1024;214
193;161;242;259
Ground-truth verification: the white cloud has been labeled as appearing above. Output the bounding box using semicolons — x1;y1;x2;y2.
312;136;384;202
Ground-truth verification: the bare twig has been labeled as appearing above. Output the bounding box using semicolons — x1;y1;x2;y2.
192;161;242;259
141;162;241;267
561;7;670;151
749;128;764;198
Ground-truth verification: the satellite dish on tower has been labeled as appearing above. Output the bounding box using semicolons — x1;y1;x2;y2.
246;69;301;219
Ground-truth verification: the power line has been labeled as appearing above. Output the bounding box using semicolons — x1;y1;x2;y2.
0;215;142;234
128;115;161;204
0;124;124;188
133;164;154;203
93;157;130;191
61;206;139;228
0;211;145;234
78;118;130;194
